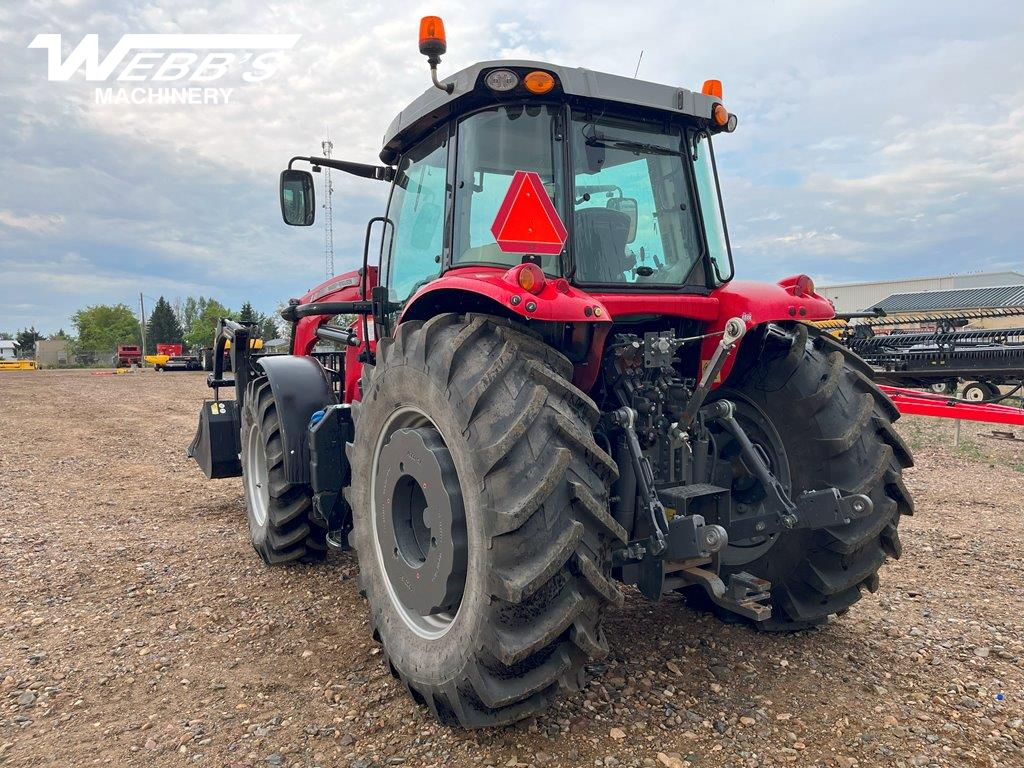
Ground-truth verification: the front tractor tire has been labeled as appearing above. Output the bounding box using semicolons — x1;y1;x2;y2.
703;323;914;631
346;314;624;728
240;378;327;564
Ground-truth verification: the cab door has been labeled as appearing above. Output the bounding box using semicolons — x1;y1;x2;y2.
380;127;451;327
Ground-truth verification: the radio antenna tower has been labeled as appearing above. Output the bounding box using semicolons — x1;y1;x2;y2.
322;130;335;278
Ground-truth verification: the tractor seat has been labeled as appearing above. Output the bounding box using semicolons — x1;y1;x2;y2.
573;207;632;283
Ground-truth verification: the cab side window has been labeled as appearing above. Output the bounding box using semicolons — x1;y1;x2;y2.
384;130;449;304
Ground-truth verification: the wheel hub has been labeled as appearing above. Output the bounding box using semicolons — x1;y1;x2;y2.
711;398;791;566
374;426;467;618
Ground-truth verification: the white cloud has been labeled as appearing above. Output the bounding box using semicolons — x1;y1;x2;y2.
0;210;65;234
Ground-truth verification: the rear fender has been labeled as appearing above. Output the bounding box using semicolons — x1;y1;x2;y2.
399;268;612;390
257;355;337;485
399;265;609;324
702;277;835;386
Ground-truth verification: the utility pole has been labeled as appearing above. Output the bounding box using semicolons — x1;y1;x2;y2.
139;293;148;355
322;130;335;278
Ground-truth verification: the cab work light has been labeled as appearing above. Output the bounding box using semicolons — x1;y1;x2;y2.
485;69;519;91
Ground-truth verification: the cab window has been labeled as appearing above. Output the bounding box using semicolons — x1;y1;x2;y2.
384;129;449;304
570;112;702;285
690;131;734;283
453;105;564;274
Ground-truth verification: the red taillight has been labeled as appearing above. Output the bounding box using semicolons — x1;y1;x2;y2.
794;274;815;297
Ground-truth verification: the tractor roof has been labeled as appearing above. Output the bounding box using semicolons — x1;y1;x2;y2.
380;59;723;164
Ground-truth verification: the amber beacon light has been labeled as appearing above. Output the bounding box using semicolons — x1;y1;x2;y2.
419;16;446;56
419;16;453;94
702;78;738;132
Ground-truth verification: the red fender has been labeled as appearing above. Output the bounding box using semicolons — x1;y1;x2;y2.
695;277;834;385
399;264;610;324
400;265;614;391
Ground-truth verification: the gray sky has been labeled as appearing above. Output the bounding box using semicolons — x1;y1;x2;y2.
2;1;1023;334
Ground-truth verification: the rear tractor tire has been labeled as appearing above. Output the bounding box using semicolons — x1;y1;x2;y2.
240;377;327;564
346;314;624;728
696;323;914;631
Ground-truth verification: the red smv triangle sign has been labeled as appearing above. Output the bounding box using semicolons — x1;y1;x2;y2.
490;170;567;256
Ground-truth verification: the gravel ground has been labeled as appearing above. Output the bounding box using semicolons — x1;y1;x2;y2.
1;369;1023;768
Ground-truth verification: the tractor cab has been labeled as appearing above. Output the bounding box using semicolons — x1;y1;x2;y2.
281;21;739;326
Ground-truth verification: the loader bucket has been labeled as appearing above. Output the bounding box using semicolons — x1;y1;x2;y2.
188;400;242;479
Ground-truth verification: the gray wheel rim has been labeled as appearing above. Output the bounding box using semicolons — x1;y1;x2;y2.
370;406;465;640
964;384;985;401
245;422;270;528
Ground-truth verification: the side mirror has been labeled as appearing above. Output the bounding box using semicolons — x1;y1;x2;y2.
607;197;638;243
279;169;315;226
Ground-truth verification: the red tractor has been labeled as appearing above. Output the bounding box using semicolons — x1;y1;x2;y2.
190;17;912;728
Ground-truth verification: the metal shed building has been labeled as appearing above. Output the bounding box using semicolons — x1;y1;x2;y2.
818;271;1024;314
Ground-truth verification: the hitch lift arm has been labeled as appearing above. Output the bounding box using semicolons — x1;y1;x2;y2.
701;399;874;538
607;406;669;558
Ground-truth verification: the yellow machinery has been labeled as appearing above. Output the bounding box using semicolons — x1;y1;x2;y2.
226;338;263;351
0;360;37;371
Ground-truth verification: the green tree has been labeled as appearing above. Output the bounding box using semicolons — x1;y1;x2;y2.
16;326;45;355
146;296;184;352
49;329;72;340
238;301;259;325
0;331;14;341
238;300;282;341
72;304;141;354
261;316;281;341
179;296;203;331
184;299;233;351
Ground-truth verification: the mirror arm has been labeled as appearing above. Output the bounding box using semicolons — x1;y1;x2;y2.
289;155;394;182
